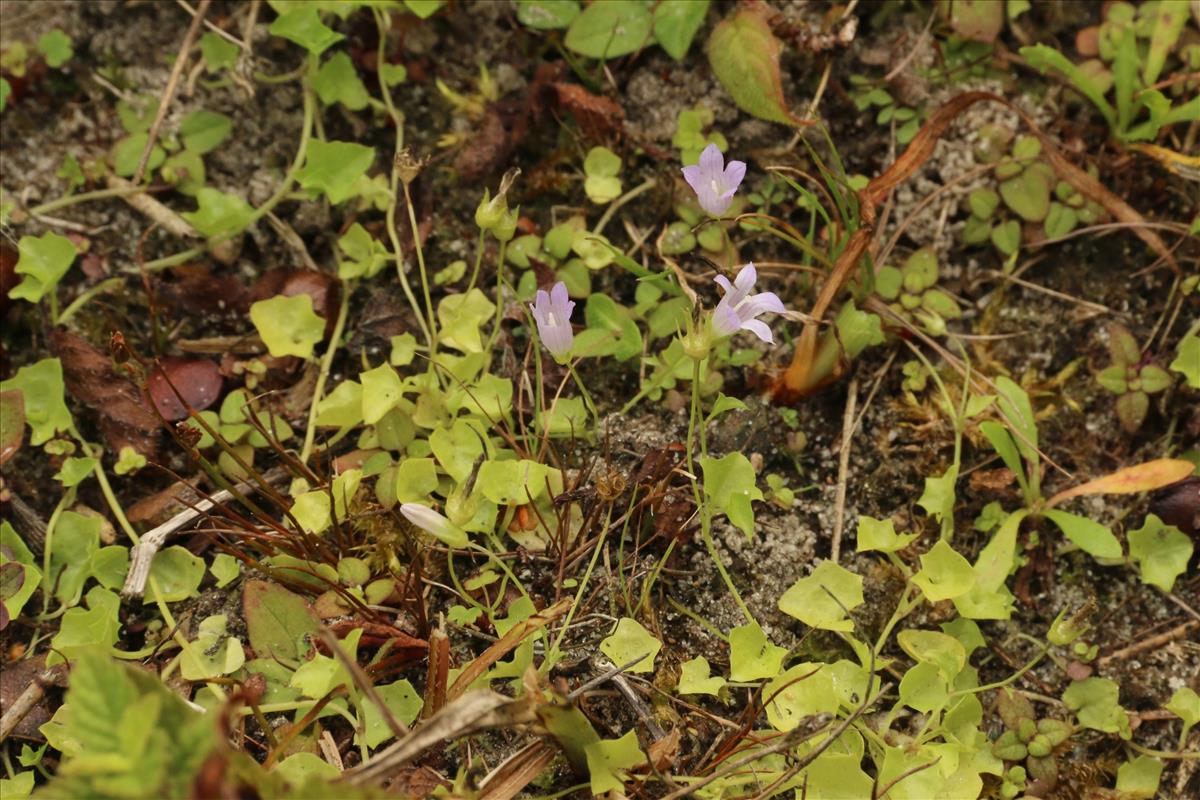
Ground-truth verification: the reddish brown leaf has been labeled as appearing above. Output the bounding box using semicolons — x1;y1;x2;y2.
157;265;252;324
52;330;160;458
446;598;570;702
552;82;625;140
1149;477;1200;538
147;357;223;421
126;479;205;526
454;107;513;182
0;241;18;316
861;92;999;217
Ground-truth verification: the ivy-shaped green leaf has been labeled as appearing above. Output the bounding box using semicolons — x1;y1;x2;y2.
147;545;206;602
36;30;73;68
653;0;710;60
911;540;975;602
598;617;661;673
584;730;644;795
1127;514;1192;591
200;32;239;71
296;139;374;204
1170;333;1199;388
778;560;864;632
250;294;325;359
312;51;370;110
438;289;496;354
0;359;72;446
676;657;725;696
699;452;763;539
1063;677;1130;737
269;6;344;55
180;110;233;154
9;232;77;303
855;515;918;553
564;1;652;59
728;620;786;681
47;586;122;665
181;187;254;238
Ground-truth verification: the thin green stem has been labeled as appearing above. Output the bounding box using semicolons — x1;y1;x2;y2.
486;239;510;353
592;177;656;237
143;66;317;272
38;493;74;614
57;277;124;326
402;180;437;354
29;185;165;217
688;357;751;622
619;350;687;415
371;6;432;354
299;282;352;465
465;229;486;294
544;503;615;671
952;644;1050;698
254;63;307;84
567;362;598;424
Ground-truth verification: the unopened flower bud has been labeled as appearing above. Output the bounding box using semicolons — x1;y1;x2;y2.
494;206;519;243
474;167;520;231
400;502;469;548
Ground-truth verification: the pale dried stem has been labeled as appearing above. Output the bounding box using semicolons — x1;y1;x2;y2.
1098;620;1199;667
831;374;859;563
121;467;287;599
133;0;212;184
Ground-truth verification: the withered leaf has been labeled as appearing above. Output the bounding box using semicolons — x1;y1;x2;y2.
52;329;160;458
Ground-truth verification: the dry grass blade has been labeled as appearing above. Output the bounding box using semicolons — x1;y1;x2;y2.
342;689;539;786
477;741;559;800
446;598;572;702
859;91;997;220
862;90;1180;272
422;625;450;720
1045;458;1197;509
1031;130;1182;274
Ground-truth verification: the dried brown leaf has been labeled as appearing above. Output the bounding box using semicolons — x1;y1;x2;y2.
52;330;160;458
1046;458;1196;508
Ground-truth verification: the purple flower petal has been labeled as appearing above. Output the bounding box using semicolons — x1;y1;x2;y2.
723;159;746;192
698;143;724;173
741;319;774;344
711;302;742;338
744;291;785;316
707;262;784;344
734;262;758;292
531;281;575;359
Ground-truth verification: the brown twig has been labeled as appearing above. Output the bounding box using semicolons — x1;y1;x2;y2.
132;0;212;184
1098;621;1199;667
831;374;859;563
0;664;67;745
317;628;409;741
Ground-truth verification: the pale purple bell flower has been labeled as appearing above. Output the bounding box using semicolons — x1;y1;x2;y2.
711;262;785;344
531;281;575;359
681;143;746;217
